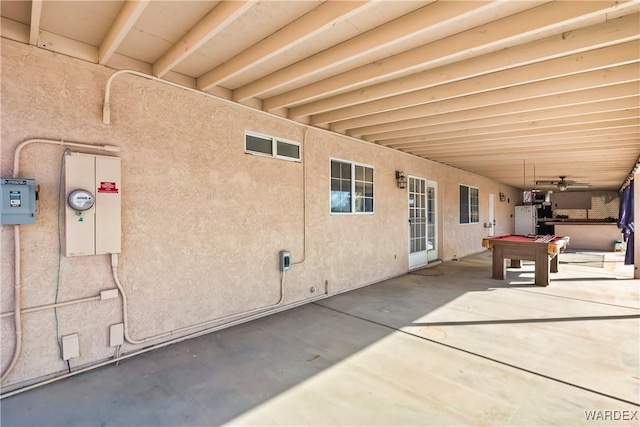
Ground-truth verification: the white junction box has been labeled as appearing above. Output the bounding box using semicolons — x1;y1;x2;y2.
65;152;121;257
109;323;124;347
62;333;80;360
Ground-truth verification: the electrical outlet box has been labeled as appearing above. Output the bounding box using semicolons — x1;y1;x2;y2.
65;153;121;257
109;323;124;347
62;333;80;360
279;250;291;271
1;178;36;225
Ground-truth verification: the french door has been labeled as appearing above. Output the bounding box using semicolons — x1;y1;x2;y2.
408;177;438;269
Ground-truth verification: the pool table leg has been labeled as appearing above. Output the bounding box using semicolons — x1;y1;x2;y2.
492;245;506;280
534;248;550;286
550;254;559;273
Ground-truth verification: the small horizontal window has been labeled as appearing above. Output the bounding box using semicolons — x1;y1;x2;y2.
245;131;300;161
277;140;300;160
245;134;272;155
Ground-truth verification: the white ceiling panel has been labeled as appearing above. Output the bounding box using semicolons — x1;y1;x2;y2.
40;1;123;47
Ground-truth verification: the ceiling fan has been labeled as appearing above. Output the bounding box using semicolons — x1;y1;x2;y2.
535;176;591;192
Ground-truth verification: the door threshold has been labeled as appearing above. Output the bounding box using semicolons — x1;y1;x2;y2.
409;259;442;272
426;259;442;267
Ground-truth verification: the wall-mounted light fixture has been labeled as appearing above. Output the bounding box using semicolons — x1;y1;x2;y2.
499;192;506;202
395;171;407;189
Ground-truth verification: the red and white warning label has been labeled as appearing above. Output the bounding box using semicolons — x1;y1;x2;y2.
98;181;119;194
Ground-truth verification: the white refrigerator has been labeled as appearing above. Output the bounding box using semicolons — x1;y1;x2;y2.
515;205;537;235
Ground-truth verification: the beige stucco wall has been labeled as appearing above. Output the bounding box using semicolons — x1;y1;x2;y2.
1;40;519;388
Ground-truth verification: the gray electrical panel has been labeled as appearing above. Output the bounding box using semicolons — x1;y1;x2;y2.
1;178;37;225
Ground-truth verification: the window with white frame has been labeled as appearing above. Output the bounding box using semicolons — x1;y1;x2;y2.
460;185;479;224
245;131;300;161
330;159;374;214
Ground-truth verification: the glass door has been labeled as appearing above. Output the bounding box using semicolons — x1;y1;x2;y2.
426;181;438;262
408;177;427;269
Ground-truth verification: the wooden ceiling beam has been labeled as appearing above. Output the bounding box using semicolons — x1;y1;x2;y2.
388;121;639;148
484;163;633;170
464;162;637;172
370;107;639;144
268;4;638;112
403;140;639;157
153;1;255;79
463;169;631;179
289;14;640;118
232;1;500;101
350;83;639;137
405;142;640;160
387;120;639;147
392;130;640;152
312;41;639;125
388;125;638;149
329;63;640;131
369;97;639;141
29;0;42;46
398;140;639;158
197;1;374;90
423;152;638;164
99;0;150;65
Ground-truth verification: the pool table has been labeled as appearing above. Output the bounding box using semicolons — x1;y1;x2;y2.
481;234;570;286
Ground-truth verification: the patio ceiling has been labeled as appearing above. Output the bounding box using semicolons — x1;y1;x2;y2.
2;0;639;191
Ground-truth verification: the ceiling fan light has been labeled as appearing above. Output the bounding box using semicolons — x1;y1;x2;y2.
558;182;568;191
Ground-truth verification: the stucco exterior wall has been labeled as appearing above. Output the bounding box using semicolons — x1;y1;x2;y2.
1;40;519;388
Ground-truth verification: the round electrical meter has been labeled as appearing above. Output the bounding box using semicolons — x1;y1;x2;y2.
67;189;95;211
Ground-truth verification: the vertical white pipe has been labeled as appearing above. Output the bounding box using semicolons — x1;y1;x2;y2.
0;225;22;382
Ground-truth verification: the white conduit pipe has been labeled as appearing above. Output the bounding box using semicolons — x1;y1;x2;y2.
0;295;101;318
1;225;22;383
103;70;193;126
111;254;287;344
292;126;310;266
0;291;329;399
1;138;121;383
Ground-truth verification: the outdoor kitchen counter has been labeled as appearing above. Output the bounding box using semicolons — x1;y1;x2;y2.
541;220;617;225
540;222;623;251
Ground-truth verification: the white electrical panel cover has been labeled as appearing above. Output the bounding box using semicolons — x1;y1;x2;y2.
95;156;121;254
65;152;121;257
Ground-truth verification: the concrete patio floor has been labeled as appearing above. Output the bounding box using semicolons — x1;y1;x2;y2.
1;250;639;426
